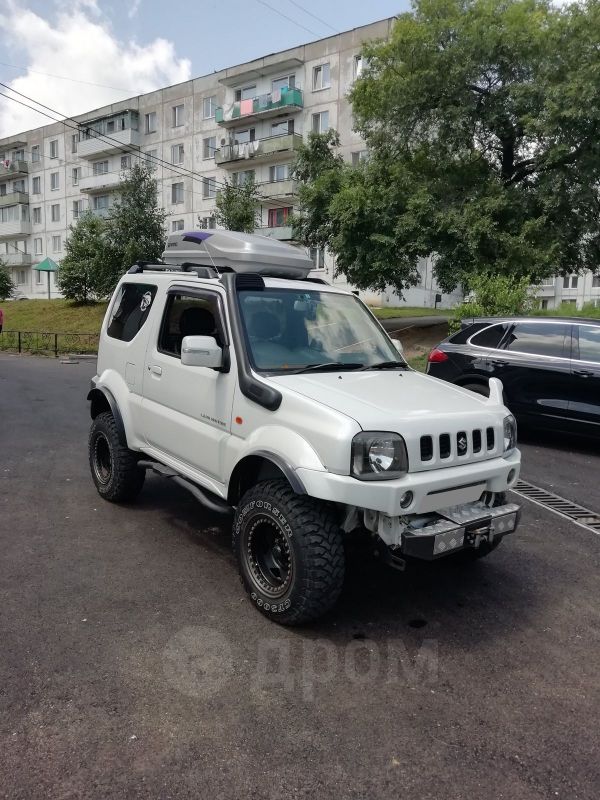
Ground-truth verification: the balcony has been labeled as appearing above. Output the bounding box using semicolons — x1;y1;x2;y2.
78;109;140;160
0;160;28;179
215;133;303;168
255;225;293;241
4;251;32;266
0;190;28;208
216;87;303;127
0;216;32;239
79;171;122;193
90;206;111;219
256;180;297;204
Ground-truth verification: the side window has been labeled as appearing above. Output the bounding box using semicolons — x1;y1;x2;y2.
470;323;508;349
107;283;157;342
504;322;567;358
158;292;224;358
577;325;600;363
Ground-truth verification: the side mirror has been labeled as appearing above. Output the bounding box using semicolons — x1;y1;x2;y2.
181;335;223;369
392;338;404;355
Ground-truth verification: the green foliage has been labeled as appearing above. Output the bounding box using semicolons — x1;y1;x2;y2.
451;273;538;330
57;212;109;303
294;0;600;295
214;177;261;233
0;260;15;301
102;161;167;294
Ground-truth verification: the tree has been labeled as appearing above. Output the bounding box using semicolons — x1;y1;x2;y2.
450;273;538;331
293;0;600;295
102;161;167;295
57;212;110;302
214;177;261;232
0;260;15;301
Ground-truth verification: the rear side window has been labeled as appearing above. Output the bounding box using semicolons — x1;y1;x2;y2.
107;283;157;342
504;322;567;358
577;324;600;363
470;323;508;349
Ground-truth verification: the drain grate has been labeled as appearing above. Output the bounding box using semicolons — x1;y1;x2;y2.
512;480;600;535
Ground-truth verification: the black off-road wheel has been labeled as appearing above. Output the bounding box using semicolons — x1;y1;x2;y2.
89;412;145;502
233;480;345;625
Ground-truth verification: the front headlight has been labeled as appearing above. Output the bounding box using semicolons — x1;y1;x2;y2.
503;414;517;452
351;432;408;480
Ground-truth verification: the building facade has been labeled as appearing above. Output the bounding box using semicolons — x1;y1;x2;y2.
0;17;459;308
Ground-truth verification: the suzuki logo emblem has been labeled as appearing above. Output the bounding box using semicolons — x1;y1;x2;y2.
458;434;468;454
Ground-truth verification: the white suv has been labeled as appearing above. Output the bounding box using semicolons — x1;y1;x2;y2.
88;230;521;624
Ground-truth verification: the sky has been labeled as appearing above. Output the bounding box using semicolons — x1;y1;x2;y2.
0;0;409;138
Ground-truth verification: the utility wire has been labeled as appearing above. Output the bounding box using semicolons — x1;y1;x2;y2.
285;1;338;34
0;84;299;210
0;62;138;93
253;0;321;38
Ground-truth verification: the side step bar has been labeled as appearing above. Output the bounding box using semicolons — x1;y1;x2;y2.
138;460;233;516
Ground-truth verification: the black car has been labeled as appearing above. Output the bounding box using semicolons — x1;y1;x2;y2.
426;316;600;436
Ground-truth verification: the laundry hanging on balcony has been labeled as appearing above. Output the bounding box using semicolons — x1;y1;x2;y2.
240;99;253;116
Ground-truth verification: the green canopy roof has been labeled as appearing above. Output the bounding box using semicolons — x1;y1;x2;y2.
33;257;58;272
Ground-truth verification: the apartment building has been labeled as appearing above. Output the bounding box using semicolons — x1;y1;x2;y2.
0;17;458;307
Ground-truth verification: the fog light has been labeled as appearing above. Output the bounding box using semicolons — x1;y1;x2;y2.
400;491;413;509
507;469;516;485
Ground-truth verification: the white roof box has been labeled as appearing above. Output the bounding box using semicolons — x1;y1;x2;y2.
161;229;314;279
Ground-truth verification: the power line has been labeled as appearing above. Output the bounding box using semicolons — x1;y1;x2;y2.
0;84;298;210
285;1;338;34
253;0;321;38
0;62;139;93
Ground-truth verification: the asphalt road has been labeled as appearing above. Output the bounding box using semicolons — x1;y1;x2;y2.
1;354;599;800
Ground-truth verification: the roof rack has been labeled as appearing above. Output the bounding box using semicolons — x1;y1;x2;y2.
128;261;219;279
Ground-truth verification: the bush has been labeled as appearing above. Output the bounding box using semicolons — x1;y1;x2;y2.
450;274;538;331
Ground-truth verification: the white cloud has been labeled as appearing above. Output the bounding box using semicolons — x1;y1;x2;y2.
128;0;142;20
0;0;191;138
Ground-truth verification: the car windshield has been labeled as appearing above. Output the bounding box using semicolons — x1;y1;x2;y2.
237;287;400;373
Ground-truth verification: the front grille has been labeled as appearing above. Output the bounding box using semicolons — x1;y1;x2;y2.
417;426;498;466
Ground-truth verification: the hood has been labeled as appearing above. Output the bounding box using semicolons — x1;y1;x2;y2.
269;369;501;429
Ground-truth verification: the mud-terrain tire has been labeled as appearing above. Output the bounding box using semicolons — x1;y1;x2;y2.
233;480;345;625
89;412;145;502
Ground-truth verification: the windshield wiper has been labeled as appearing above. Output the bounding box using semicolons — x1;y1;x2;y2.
290;361;364;374
358;360;408;371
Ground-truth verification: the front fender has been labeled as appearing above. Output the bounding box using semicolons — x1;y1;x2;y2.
90;370;139;449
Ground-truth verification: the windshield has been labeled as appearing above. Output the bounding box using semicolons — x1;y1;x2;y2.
237;287;400;372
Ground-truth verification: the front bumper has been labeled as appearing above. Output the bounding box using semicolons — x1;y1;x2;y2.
400;501;521;560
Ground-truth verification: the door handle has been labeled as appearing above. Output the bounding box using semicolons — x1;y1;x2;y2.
574;369;593;378
148;365;162;376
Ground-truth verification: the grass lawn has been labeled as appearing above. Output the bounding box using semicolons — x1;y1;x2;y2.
372;306;449;319
406;353;428;372
1;299;108;334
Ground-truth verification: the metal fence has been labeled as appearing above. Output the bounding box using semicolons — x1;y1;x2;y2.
0;330;99;356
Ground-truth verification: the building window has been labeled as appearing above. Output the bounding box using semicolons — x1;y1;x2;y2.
145;112;158;134
203;136;216;160
31;145;40;163
49;139;58;158
353;55;366;79
593;275;600;288
313;63;330;91
234;85;257;102
272;75;295;93
268;207;292;227
16;269;27;285
51;204;60;222
72;167;81;185
171;219;185;232
36;269;43;284
50;172;59;190
144;149;158;168
233;170;255;187
34;238;42;255
310;247;325;270
351;150;369;166
13;179;25;193
52;235;61;253
32;176;41;194
563;275;578;289
203;95;216;119
93;195;109;211
73;199;85;219
312;110;329;134
71;133;79;153
269;164;289;182
172;104;184;127
202;176;216;199
541;277;555;287
121;155;131;170
171;144;184;165
171;182;184;204
33;207;42;224
93;160;109;176
271;119;294;137
199;216;216;230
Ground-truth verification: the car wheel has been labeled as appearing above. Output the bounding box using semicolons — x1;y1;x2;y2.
233;479;345;625
89;412;145;502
